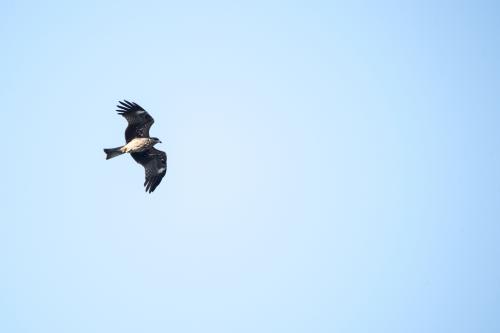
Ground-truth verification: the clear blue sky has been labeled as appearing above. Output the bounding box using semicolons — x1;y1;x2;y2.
1;1;499;332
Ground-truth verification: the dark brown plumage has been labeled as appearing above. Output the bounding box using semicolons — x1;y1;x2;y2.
131;148;167;193
116;100;155;142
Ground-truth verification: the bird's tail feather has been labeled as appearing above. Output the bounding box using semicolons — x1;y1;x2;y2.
104;146;124;160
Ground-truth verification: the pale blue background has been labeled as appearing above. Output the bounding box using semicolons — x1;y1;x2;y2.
1;1;499;332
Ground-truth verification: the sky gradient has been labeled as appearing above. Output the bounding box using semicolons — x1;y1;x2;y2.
1;1;499;332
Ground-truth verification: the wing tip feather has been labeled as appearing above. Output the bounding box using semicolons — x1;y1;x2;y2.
115;100;146;113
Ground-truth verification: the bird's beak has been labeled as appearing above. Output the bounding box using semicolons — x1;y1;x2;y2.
159;140;163;143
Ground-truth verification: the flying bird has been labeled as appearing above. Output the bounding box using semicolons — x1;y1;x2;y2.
103;100;167;193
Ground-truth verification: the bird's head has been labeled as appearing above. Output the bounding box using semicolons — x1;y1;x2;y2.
151;137;162;144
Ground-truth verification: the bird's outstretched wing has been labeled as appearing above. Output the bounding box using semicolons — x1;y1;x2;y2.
131;148;167;193
116;100;154;143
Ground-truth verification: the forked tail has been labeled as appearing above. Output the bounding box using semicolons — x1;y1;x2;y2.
103;146;124;160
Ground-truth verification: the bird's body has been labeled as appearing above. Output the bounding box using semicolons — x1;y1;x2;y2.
121;137;158;153
103;100;167;193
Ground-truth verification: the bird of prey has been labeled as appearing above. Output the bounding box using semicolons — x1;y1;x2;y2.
103;100;167;193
